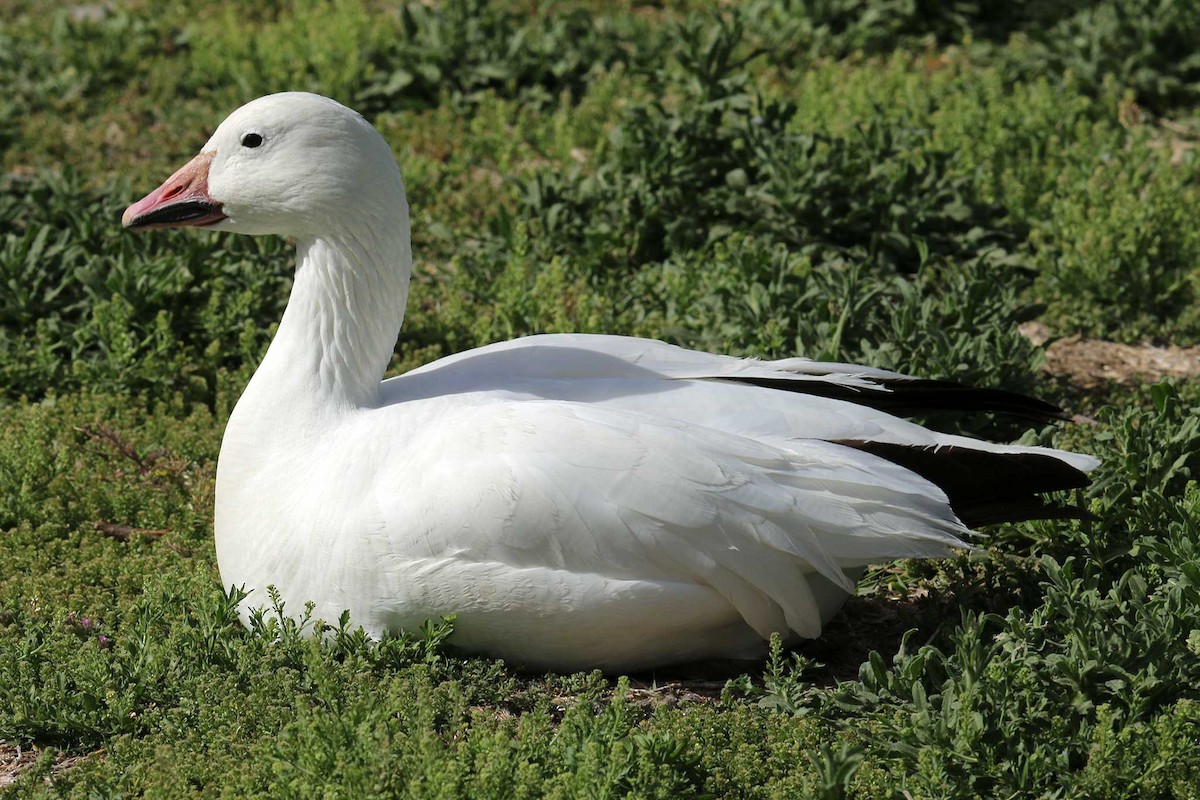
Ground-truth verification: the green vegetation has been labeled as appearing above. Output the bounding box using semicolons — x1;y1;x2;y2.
2;1;1199;796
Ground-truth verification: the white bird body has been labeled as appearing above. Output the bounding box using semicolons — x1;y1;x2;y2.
125;92;1098;672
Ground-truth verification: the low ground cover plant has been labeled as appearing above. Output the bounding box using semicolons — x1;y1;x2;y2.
2;1;1198;797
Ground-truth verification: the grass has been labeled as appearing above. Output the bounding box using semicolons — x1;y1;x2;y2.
2;1;1200;797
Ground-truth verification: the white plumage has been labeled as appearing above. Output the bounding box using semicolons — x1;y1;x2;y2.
123;92;1097;672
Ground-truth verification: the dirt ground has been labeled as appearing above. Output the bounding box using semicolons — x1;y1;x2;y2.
0;742;96;790
1021;322;1200;387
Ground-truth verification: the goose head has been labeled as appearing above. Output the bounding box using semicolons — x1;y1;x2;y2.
123;92;406;239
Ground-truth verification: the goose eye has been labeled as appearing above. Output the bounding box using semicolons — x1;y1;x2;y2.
241;132;264;149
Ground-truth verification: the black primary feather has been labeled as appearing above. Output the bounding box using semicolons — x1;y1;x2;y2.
831;440;1093;528
723;375;1067;422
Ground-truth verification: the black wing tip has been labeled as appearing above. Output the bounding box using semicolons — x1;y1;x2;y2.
722;374;1068;422
831;440;1093;528
883;378;1068;421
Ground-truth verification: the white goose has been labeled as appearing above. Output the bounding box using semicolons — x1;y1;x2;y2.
123;92;1097;672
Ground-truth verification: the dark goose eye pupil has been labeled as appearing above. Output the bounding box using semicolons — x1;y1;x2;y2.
241;132;264;148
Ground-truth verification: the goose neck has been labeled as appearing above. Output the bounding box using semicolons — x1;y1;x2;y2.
256;224;411;412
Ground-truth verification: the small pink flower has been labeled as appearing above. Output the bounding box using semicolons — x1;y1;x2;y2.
66;612;102;637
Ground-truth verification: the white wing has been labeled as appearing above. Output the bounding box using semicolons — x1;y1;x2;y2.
385;333;1099;472
376;398;971;641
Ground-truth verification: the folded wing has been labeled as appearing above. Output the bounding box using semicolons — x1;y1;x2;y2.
381;400;977;640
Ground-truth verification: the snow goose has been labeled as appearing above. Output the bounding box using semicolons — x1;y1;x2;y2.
123;92;1097;672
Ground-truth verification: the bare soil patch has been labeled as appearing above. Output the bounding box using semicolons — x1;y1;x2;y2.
1;741;98;789
1021;322;1200;388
